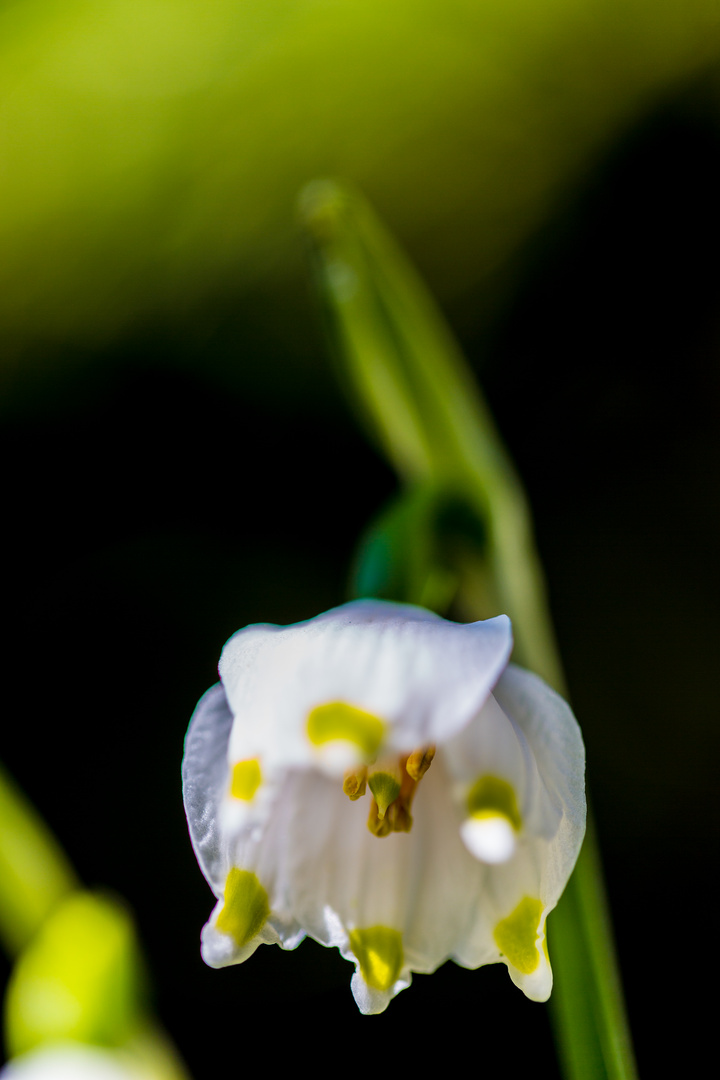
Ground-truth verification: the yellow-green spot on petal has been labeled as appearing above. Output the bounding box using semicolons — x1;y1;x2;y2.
467;775;522;831
493;896;544;975
307;702;385;759
231;758;262;801
349;926;404;992
368;771;401;818
216;869;269;948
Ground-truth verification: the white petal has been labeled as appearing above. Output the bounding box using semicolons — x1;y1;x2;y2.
493;664;586;907
399;755;490;971
460;814;517;863
443;691;562;861
276;754;490;1005
443;693;530;790
451;836;552;998
183;608;585;1013
349;968;412;1015
183;684;304;962
199;812;305;969
182;682;234;890
449;667;584;1001
218;600;513;774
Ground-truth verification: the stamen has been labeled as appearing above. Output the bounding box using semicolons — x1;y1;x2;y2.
362;746;434;837
385;799;413;833
367;798;395;837
406;745;435;781
343;766;368;801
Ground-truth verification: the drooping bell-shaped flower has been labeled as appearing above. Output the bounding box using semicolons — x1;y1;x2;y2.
182;600;585;1014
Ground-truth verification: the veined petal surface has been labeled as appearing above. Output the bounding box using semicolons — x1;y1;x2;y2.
218;599;512;772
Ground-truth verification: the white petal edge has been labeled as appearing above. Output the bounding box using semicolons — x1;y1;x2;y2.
182;682;234;890
349;968;413;1015
184;686;307;962
218;599;513;772
493;664;586;906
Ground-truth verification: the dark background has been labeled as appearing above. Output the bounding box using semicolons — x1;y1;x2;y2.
2;85;718;1075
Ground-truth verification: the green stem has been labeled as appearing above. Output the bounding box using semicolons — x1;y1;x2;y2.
302;178;638;1079
551;813;638;1080
454;536;639;1080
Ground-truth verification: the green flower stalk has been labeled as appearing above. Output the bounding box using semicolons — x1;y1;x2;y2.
299;179;561;687
300;179;637;1079
0;765;189;1080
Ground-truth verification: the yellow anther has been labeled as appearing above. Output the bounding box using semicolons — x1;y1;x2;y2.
361;749;434;837
406;745;435;781
367;798;394;837
343;766;368;801
385;799;413;833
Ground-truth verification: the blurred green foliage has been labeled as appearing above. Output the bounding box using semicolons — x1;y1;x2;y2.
0;765;78;958
0;4;718;1074
1;0;718;405
4;892;141;1057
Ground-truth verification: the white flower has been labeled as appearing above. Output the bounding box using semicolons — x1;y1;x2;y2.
182;600;585;1014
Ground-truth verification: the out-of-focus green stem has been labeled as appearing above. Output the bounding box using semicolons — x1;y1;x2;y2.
497;616;637;1080
0;761;78;956
553;813;638;1080
301;179;638;1080
0;762;191;1079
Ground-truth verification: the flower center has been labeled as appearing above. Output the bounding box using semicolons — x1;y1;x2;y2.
343;745;435;837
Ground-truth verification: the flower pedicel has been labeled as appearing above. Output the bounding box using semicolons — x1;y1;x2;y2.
182;600;585;1014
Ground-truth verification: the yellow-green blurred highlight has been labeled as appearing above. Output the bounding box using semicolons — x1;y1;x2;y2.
1;1;717;397
4;893;140;1057
550;812;638;1080
0;764;78;957
302;181;637;1080
0;765;189;1079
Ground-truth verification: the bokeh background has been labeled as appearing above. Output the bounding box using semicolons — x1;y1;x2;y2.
2;2;719;1074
